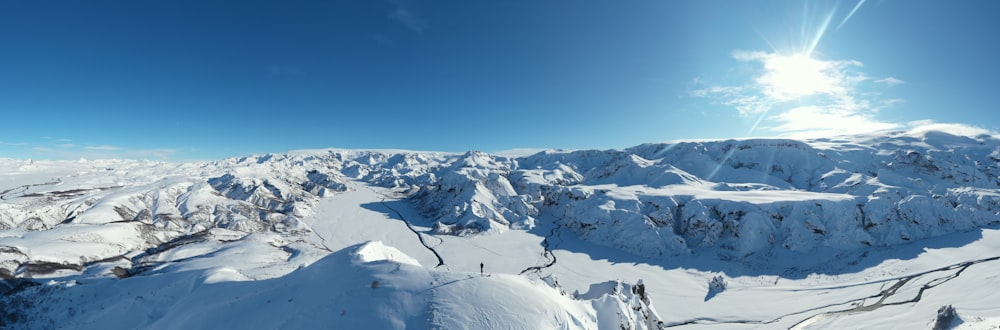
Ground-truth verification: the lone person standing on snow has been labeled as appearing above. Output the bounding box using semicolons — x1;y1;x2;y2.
480;262;484;276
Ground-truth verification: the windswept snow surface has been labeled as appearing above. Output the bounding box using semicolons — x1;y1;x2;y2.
4;128;1000;328
1;240;656;329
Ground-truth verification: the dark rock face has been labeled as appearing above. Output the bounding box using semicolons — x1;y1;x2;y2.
932;305;958;330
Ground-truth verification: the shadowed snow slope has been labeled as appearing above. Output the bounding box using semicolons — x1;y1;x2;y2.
1;241;661;329
416;129;1000;258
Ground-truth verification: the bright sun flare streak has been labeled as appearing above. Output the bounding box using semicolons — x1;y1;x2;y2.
837;0;868;31
701;0;893;137
805;10;835;56
748;111;769;135
707;145;738;182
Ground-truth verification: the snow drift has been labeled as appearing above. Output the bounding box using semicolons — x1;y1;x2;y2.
1;241;663;329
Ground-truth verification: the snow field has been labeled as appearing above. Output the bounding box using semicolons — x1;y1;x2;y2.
4;127;1000;328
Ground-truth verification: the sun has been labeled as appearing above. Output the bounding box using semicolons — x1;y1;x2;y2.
756;53;842;101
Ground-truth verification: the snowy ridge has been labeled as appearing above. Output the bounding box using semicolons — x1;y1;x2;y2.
3;128;1000;328
0;151;445;272
2;241;663;329
412;151;537;235
415;129;1000;258
3;129;1000;273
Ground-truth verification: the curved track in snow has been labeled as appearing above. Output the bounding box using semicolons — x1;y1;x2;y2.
788;254;1000;329
0;178;62;200
661;255;1000;328
519;223;562;275
380;199;445;267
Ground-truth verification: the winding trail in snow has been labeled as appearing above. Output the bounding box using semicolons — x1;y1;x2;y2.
787;254;1000;329
0;178;62;200
519;223;562;275
661;255;1000;329
379;198;445;267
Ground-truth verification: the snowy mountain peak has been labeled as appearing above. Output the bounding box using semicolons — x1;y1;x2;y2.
4;129;1000;328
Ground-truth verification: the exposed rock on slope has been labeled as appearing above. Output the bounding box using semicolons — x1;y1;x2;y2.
410;130;1000;259
1;241;665;329
2;129;1000;276
2;127;1000;329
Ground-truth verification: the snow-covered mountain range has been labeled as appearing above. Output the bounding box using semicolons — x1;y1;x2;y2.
3;127;1000;329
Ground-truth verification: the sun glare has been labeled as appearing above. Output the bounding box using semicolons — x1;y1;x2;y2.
694;0;899;137
757;53;840;101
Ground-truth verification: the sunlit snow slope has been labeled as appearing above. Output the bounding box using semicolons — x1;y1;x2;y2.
3;127;1000;329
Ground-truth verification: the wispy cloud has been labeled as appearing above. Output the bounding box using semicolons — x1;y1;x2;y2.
687;0;912;138
692;50;902;137
85;145;122;151
389;7;427;33
31;146;178;161
124;148;179;160
7;141;179;161
769;106;899;138
876;77;904;86
690;85;771;116
904;120;998;138
1;136;190;160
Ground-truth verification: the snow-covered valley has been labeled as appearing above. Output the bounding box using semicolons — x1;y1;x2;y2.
3;127;1000;329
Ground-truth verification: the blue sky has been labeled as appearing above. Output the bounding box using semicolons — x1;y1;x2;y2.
1;1;998;160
